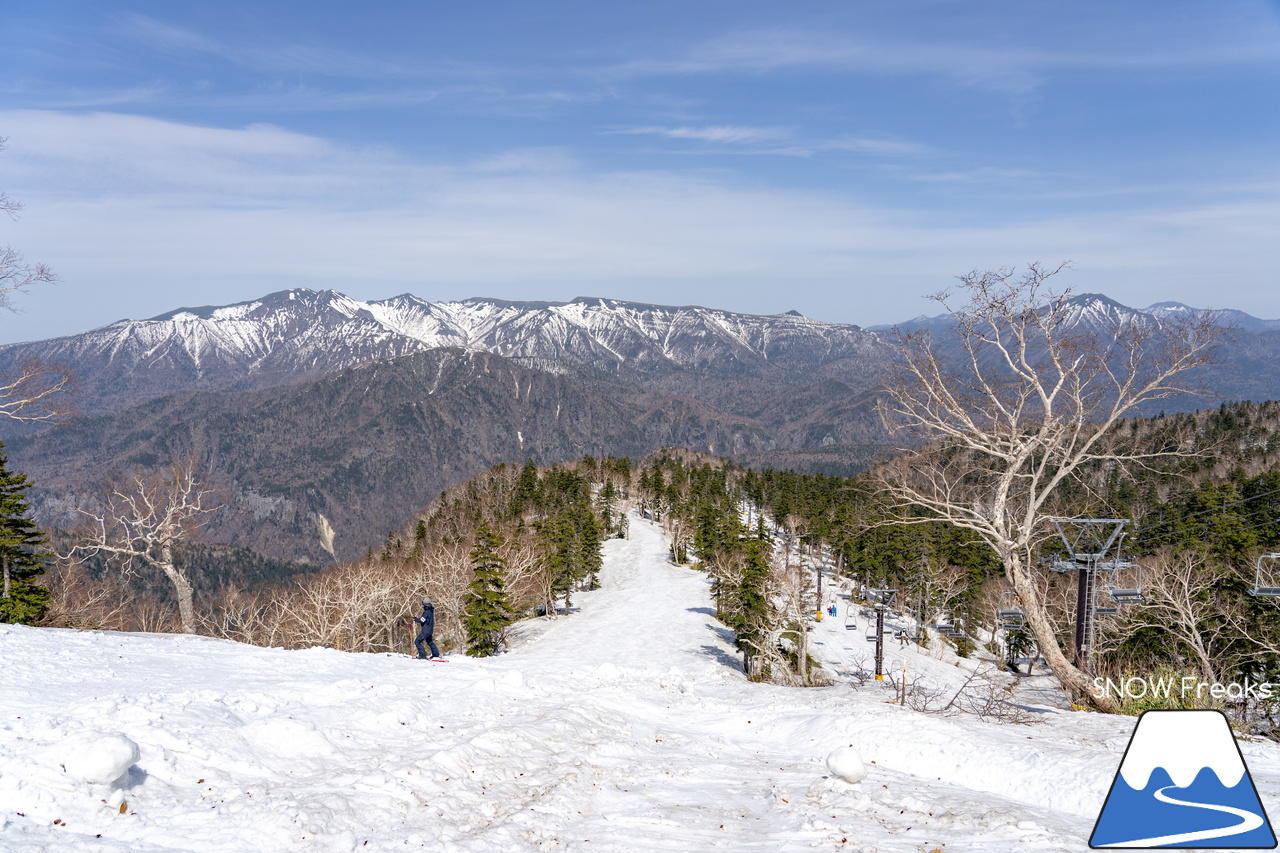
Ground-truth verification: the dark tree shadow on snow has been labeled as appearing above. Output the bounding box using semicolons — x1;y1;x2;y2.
700;644;746;672
685;607;747;673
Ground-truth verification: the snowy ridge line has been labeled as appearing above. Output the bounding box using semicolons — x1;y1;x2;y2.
0;287;871;377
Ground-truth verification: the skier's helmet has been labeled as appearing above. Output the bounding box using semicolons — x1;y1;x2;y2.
422;597;432;606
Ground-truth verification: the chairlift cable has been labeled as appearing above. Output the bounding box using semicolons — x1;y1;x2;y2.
1127;485;1280;539
1134;503;1280;542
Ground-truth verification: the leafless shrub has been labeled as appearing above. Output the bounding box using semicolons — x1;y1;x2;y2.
38;559;179;633
890;662;1039;724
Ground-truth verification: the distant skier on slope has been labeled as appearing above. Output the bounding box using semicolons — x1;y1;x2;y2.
413;597;441;660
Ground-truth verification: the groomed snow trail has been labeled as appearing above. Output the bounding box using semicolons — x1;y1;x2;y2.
3;513;1280;852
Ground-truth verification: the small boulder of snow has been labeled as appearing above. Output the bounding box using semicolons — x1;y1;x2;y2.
53;732;140;787
826;745;868;784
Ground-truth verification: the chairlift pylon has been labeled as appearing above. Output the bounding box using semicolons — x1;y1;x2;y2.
868;587;897;610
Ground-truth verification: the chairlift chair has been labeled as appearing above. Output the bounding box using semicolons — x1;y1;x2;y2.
1093;605;1120;616
1249;554;1280;598
996;591;1025;629
1107;560;1145;604
935;619;964;638
845;608;859;631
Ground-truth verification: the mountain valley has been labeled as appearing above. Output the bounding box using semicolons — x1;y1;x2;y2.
4;288;1278;561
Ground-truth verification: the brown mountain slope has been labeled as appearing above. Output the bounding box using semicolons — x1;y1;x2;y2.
7;348;775;562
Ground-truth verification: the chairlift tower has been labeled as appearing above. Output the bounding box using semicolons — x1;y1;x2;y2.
866;588;896;681
1047;518;1131;671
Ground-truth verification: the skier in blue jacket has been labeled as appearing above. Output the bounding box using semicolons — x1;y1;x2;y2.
414;597;440;659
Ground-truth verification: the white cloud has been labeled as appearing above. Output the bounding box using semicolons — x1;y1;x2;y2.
1;110;1277;338
608;125;791;144
615;20;1280;94
606;126;930;158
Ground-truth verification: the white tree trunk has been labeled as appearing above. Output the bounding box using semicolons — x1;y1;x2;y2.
158;544;197;634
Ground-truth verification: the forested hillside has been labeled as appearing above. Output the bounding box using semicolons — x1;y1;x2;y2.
25;398;1280;712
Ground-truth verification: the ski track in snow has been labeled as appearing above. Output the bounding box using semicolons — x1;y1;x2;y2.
2;512;1280;851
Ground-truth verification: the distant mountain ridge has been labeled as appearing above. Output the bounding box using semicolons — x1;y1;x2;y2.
5;287;1280;561
869;294;1280;333
0;289;886;421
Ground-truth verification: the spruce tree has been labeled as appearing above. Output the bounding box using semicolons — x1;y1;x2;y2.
540;513;578;612
0;443;50;624
464;523;512;656
577;508;603;590
510;459;540;517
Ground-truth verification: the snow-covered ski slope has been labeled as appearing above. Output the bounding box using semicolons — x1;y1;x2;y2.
3;514;1279;852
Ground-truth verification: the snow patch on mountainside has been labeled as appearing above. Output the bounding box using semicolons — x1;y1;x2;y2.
0;289;883;407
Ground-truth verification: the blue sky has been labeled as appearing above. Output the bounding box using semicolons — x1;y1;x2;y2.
1;1;1278;342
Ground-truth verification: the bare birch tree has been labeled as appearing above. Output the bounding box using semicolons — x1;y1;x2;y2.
72;460;222;634
0;136;70;424
1099;550;1241;683
876;263;1223;711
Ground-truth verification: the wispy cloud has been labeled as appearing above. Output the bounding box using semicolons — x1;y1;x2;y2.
3;110;1278;339
605;126;930;159
615;23;1280;94
118;12;434;80
798;137;932;157
607;125;790;144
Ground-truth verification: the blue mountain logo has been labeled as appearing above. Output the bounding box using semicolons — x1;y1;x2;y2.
1090;709;1276;848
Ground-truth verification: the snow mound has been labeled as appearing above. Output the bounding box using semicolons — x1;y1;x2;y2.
826;745;868;784
49;731;139;787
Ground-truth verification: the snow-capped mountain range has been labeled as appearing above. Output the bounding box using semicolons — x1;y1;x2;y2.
0;289;887;418
870;293;1280;334
6;287;1273;422
1144;301;1280;333
4;287;1278;561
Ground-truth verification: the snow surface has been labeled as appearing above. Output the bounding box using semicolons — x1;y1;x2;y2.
4;513;1280;851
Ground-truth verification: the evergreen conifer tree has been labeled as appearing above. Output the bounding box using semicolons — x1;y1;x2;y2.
464;523;512;656
510;459;540;517
577;509;603;590
0;442;50;624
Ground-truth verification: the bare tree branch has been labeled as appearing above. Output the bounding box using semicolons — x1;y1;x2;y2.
0;135;69;423
875;264;1226;711
70;460;223;634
